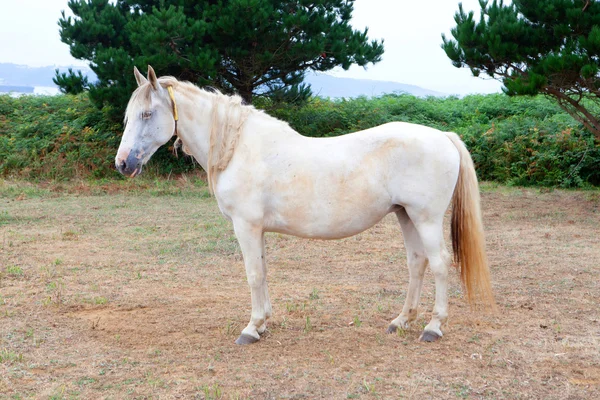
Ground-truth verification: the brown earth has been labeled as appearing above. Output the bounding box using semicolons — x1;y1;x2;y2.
0;179;599;399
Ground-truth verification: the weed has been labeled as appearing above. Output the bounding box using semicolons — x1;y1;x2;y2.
452;383;471;398
148;348;162;357
0;210;12;226
225;320;239;336
25;328;34;339
198;383;223;399
62;230;79;240
76;377;97;386
93;296;107;305
324;350;334;365
362;378;377;395
303;316;313;333
44;280;64;306
468;334;480;343
145;371;166;389
0;348;23;363
553;320;562;334
309;287;320;300
6;265;23;277
285;301;306;313
280;316;288;329
396;327;408;338
352;316;362;327
40;264;58;279
48;384;67;400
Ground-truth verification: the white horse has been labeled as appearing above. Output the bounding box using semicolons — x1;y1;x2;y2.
116;66;494;345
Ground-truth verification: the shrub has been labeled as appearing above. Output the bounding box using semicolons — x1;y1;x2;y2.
266;93;599;187
0;94;195;180
2;92;598;187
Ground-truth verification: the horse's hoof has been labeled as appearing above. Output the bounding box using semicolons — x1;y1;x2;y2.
386;324;398;334
419;330;442;342
235;334;259;345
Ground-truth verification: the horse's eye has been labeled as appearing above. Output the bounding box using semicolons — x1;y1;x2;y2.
141;111;152;120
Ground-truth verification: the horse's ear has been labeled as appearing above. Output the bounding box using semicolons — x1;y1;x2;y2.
147;65;159;90
133;66;148;87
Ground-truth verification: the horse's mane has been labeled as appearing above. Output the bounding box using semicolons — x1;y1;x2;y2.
205;88;251;194
127;77;265;194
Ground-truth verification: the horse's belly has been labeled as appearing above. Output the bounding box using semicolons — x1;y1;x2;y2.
264;191;394;240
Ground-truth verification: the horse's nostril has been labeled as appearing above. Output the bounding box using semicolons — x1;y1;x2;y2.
118;159;127;173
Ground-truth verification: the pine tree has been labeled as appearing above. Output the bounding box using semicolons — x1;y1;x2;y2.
442;0;600;140
53;68;90;94
58;0;383;118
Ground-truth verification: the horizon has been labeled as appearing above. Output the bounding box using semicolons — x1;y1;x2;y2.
0;62;501;98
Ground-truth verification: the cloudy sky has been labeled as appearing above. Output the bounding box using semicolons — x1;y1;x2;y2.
0;0;503;95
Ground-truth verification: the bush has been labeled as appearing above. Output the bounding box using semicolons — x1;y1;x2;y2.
1;92;599;187
0;94;195;180
266;93;599;187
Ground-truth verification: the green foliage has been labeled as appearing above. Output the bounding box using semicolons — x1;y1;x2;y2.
442;0;600;140
266;93;599;187
0;94;195;180
2;92;599;187
58;0;383;117
53;68;89;95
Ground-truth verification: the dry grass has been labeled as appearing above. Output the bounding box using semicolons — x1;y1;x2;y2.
1;178;599;399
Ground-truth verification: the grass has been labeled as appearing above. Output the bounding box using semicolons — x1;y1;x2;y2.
303;316;313;333
5;265;23;277
309;287;320;300
198;383;223;399
0;179;598;398
0;348;23;363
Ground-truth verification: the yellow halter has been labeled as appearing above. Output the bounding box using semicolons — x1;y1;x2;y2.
167;86;179;122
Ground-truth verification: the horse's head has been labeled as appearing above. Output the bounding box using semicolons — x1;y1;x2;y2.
115;66;177;177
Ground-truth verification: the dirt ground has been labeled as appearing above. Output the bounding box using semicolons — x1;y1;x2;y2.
1;179;599;399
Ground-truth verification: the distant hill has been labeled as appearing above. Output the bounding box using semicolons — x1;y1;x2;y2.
0;63;95;88
0;63;444;98
304;73;446;98
0;85;34;94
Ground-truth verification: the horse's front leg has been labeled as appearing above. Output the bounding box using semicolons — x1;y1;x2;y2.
232;219;272;345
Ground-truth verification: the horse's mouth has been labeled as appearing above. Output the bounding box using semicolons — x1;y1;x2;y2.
129;167;141;178
116;148;148;177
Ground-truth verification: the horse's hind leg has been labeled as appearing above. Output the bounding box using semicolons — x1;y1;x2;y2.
408;211;452;342
387;208;428;334
232;219;272;345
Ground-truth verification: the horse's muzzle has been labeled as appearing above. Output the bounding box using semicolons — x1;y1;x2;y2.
116;151;144;178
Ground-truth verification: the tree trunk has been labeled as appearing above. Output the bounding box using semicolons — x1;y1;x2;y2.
544;88;600;142
238;85;253;104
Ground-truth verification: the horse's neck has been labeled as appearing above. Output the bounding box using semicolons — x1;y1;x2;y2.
175;87;298;180
173;90;215;171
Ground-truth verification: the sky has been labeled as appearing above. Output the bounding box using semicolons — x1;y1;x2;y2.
0;0;503;96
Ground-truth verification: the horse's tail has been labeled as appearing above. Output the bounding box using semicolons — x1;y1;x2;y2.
445;132;495;309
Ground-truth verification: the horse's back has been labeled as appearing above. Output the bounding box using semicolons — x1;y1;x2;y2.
347;122;461;213
215;121;461;238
